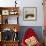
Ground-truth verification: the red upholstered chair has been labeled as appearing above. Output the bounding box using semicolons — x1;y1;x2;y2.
21;28;41;46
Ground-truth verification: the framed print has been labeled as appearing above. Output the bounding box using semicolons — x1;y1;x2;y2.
23;7;37;21
2;10;9;15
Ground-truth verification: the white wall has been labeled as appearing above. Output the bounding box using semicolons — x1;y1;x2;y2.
0;0;43;26
0;0;15;7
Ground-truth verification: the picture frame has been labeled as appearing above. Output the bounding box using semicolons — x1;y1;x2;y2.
23;7;37;21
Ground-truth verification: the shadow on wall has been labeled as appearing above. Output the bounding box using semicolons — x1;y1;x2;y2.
18;26;43;44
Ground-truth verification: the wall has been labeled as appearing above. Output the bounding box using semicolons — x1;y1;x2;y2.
0;0;44;26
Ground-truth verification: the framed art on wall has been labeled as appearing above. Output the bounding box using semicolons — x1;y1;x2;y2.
23;7;37;21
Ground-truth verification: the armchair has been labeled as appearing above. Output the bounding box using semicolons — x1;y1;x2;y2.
21;28;41;46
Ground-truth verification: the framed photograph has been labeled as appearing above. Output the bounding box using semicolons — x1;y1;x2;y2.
23;7;37;21
2;10;9;15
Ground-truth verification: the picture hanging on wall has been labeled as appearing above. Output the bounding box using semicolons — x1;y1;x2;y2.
23;7;37;21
